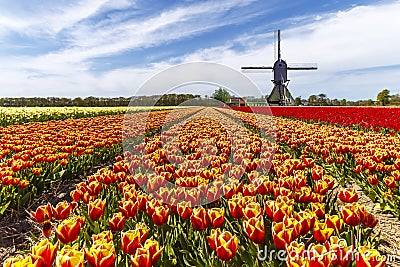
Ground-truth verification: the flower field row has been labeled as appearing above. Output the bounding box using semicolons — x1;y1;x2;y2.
225;108;400;218
0;108;201;216
230;106;400;132
3;107;390;267
0;106;189;127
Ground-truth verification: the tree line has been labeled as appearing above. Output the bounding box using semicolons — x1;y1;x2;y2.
0;94;208;107
1;89;398;107
295;89;400;106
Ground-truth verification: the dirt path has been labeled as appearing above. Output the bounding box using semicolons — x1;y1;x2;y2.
353;184;400;267
0;162;114;263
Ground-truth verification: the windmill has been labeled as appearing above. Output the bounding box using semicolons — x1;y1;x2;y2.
241;30;317;106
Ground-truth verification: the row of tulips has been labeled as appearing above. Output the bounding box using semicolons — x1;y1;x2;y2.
3;107;389;266
224;107;400;218
0;108;201;216
0;106;187;127
231;106;400;132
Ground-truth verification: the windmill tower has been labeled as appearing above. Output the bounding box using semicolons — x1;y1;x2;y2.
242;30;317;106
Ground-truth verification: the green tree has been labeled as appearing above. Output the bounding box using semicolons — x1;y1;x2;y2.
212;88;230;103
377;89;390;106
294;97;302;106
307;95;317;106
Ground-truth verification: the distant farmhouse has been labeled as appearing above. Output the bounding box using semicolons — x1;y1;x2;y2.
226;97;246;107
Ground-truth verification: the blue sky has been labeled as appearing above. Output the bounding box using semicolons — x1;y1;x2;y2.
0;0;399;100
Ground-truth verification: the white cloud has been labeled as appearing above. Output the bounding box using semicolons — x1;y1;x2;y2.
0;1;113;37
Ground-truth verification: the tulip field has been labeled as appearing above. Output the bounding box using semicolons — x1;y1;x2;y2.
1;106;400;266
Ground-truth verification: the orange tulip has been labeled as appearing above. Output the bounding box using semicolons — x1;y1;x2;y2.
325;214;343;232
177;201;193;220
88;199;106;221
146;198;163;216
18;179;29;188
362;212;378;228
208;207;225;228
313;222;334;243
339;188;359;203
272;221;293;250
356;246;386;267
85;241;116;267
129;248;152;267
265;200;293;222
151;205;170;226
129;238;163;267
92;230;113;245
311;203;325;219
294;211;312;236
121;230;146;255
308;243;332;267
228;197;243;219
30;203;52;224
368;175;379;186
108;212;126;232
311;166;324;180
143;238;163;265
31;239;59;267
56;244;84;267
243;216;265;244
3;255;36;267
242;202;262;220
325;236;353;267
294;187;313;204
286;241;308;265
52;201;72;221
190;207;210;231
55;216;84;244
341;203;362;227
384;176;396;190
207;229;238;261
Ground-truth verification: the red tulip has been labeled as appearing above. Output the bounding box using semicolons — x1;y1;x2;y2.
325;214;343;232
207;229;238;261
341;203;362;227
52;201;72;221
31;239;59;267
243;216;265;244
190;207;210;231
208;207;225;228
325;236;353;267
313;222;334;243
88;199;106;221
339;188;359;203
30;203;52;224
108;212;126;232
272;221;293;250
308;243;332;267
242;202;262;220
151;206;170;226
85;241;116;267
356;246;386;267
55;216;84;244
176;201;191;220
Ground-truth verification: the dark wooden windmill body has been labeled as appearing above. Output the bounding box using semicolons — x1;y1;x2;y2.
242;30;317;106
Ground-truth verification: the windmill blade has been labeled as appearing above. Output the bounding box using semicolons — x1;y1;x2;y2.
287;63;318;70
241;66;273;73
